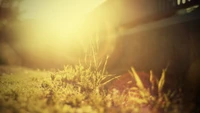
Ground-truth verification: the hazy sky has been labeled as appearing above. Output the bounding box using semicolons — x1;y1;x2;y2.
19;0;105;20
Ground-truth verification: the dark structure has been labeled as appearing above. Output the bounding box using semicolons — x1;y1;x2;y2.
87;0;200;111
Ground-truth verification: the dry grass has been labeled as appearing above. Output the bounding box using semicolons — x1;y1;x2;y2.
0;64;184;113
0;32;185;113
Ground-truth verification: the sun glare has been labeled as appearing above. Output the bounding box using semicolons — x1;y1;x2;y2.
15;0;106;66
19;0;105;34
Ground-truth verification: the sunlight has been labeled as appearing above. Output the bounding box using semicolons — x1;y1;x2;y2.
13;0;107;66
19;0;105;36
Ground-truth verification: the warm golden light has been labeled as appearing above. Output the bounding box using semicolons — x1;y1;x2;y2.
19;0;105;38
10;0;109;67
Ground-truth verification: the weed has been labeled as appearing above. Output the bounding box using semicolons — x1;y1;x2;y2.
0;36;184;113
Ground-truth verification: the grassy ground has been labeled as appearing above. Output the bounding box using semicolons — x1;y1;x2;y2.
0;65;185;113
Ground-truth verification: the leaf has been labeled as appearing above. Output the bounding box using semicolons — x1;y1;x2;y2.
158;69;166;94
129;67;144;89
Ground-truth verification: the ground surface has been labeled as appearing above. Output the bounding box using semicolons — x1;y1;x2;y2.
0;65;189;113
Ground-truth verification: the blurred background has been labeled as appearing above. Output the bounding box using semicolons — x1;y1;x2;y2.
1;0;200;91
0;0;112;69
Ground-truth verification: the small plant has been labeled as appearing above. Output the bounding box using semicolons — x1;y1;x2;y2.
0;34;184;113
127;67;183;113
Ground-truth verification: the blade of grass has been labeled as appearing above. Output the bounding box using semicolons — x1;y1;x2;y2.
129;67;144;89
102;55;109;75
158;69;166;96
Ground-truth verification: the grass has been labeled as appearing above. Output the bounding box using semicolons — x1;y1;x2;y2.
0;63;184;113
0;36;187;113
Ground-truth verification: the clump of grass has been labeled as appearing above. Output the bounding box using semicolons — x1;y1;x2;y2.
0;36;184;113
127;67;183;113
0;64;184;113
